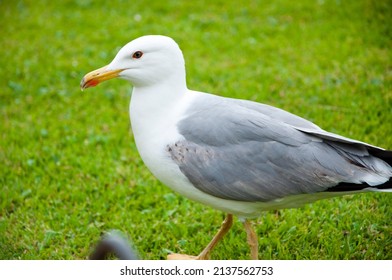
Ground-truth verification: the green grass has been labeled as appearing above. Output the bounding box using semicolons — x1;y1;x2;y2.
1;0;391;260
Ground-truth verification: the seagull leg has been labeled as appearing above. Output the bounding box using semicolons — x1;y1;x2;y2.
167;214;233;260
196;214;233;259
243;220;258;260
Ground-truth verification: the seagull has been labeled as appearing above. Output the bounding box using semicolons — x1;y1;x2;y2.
81;35;392;260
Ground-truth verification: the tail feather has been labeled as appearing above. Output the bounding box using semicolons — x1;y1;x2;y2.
369;148;392;191
370;148;392;167
327;148;392;193
366;186;392;193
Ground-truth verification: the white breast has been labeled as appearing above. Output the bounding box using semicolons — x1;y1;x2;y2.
129;88;198;197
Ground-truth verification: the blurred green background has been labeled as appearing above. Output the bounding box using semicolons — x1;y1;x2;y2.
1;0;391;259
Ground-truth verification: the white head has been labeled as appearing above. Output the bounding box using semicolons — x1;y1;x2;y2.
81;35;186;89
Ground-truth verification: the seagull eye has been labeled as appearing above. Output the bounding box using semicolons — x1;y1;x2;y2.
132;51;143;59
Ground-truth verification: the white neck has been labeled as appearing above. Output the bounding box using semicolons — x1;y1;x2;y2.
129;78;188;141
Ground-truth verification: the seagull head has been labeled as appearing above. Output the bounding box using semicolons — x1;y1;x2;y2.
81;35;186;89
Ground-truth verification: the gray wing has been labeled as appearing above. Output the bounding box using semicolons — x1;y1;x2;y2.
231;97;384;149
167;94;391;202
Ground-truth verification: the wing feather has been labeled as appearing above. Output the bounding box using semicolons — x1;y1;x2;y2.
168;94;392;202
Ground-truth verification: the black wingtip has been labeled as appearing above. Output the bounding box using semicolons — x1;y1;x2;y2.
326;178;392;193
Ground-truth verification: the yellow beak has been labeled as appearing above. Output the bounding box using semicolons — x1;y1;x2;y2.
80;65;123;90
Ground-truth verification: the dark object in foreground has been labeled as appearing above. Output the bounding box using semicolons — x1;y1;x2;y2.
89;230;139;260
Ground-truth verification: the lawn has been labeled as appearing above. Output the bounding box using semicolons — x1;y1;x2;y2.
0;0;391;260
